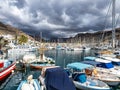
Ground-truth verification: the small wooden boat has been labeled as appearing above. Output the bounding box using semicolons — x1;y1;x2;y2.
29;53;55;70
0;59;16;81
67;62;110;90
30;62;55;70
17;75;41;90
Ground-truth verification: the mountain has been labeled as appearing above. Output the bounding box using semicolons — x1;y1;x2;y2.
0;22;34;40
58;28;120;46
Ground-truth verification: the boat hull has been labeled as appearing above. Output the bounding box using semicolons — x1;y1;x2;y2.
104;81;119;86
0;62;16;81
74;80;110;90
17;79;41;90
30;64;55;70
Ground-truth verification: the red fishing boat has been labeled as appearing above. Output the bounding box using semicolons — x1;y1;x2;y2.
0;60;16;81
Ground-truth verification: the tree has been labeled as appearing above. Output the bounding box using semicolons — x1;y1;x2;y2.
0;37;8;49
18;35;28;44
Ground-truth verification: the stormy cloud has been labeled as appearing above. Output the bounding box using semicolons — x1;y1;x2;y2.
0;0;120;39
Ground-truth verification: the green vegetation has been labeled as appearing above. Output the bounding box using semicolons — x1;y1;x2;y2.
0;37;8;49
18;35;28;44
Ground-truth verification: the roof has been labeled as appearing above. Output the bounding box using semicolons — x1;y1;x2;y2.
67;62;93;70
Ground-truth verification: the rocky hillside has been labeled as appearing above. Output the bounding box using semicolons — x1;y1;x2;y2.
60;28;120;46
0;22;34;40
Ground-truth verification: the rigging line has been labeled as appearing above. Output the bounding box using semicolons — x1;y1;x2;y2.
100;0;112;44
115;13;120;28
115;0;120;27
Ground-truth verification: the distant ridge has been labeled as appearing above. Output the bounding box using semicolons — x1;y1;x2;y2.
55;28;120;45
0;21;34;40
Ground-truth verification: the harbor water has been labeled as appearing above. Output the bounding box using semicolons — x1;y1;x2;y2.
1;49;120;90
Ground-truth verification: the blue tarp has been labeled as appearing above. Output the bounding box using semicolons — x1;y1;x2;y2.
100;63;114;69
45;67;76;90
84;56;96;61
67;62;93;70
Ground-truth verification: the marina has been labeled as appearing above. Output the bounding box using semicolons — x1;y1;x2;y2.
0;49;120;90
1;0;120;90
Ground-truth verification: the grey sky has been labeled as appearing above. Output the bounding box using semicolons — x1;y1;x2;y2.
0;0;120;39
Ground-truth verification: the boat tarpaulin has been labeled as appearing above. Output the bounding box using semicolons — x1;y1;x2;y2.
101;62;114;69
67;62;93;70
45;67;76;90
84;56;96;61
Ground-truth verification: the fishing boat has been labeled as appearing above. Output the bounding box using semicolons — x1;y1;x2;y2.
83;60;120;86
67;62;110;90
84;56;120;77
30;61;55;70
29;52;55;70
99;56;120;68
39;66;76;90
0;59;16;81
17;75;41;90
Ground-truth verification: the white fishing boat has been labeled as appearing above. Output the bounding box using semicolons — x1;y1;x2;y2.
83;60;120;86
67;62;110;90
17;75;41;90
84;56;120;77
99;56;120;69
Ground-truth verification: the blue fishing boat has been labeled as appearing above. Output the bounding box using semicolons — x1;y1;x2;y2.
17;75;41;90
67;62;110;90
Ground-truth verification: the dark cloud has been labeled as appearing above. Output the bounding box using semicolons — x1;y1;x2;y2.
12;0;26;8
0;0;120;39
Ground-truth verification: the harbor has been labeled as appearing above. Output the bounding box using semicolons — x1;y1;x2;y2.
0;48;120;90
1;0;120;90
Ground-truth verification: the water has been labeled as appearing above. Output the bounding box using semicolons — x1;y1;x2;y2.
1;49;120;90
45;49;95;68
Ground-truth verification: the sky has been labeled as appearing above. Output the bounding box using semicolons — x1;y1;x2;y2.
0;0;120;39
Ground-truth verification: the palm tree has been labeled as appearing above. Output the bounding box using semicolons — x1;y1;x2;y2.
18;35;28;44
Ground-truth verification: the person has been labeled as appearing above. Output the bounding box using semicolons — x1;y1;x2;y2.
92;66;99;77
27;75;34;85
22;75;34;90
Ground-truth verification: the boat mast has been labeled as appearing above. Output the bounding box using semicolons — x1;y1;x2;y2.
112;0;116;49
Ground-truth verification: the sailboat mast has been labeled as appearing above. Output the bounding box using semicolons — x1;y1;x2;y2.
40;32;42;43
112;0;116;48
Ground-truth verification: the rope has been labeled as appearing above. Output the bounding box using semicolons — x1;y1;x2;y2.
100;0;112;44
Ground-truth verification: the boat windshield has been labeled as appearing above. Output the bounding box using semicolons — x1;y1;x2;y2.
97;62;114;69
112;62;120;66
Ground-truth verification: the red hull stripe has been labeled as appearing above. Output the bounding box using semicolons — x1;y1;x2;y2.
0;63;16;80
